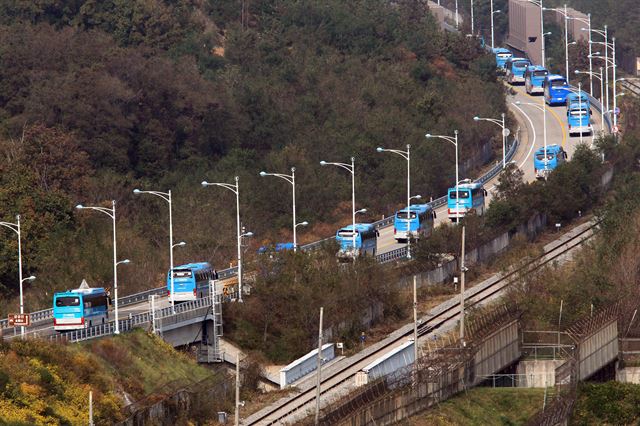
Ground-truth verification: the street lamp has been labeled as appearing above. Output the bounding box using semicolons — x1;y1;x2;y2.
76;201;122;333
564;13;593;95
201;177;247;302
584;24;610;116
576;68;605;132
377;144;411;257
528;0;547;67
0;215;28;338
426;131;460;219
490;6;502;49
590;37;618;128
259;168;301;251
543;5;578;84
133;188;182;312
320;157;357;250
473;113;508;168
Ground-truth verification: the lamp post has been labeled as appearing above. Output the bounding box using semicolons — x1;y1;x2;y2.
575;67;605;133
259;168;305;251
426;131;460;220
320;157;356;250
473;113;508;168
376;145;411;258
543;5;576;83
470;0;474;35
566;13;593;95
133;189;185;313
0;215;33;338
201;177;248;302
590;37;618;128
76;201;122;333
490;7;502;49
585;25;609;116
528;0;546;67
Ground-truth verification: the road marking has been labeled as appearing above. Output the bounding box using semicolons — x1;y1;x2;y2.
510;102;537;169
513;87;567;149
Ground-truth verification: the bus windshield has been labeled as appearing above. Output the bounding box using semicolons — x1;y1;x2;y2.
514;61;529;68
497;53;511;58
338;230;356;238
449;190;470;199
172;270;192;278
536;153;555;161
56;296;80;307
551;80;567;88
534;70;548;77
396;212;417;219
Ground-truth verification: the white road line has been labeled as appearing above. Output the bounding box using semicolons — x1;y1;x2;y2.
510;102;537;169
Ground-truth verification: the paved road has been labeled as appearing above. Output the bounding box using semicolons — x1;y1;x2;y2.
9;83;603;340
376;83;603;256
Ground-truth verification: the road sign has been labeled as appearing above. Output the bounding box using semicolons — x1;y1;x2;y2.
502;128;511;137
8;313;30;327
613;125;620;134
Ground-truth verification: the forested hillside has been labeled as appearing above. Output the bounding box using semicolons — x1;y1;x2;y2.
0;0;507;310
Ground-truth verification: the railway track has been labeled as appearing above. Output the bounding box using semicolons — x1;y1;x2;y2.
244;220;598;425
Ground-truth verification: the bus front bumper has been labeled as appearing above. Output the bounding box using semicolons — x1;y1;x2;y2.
529;86;544;94
569;125;592;135
394;230;417;241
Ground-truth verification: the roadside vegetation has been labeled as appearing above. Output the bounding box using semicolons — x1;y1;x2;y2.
406;387;547;426
572;382;640;425
0;329;226;425
0;0;509;314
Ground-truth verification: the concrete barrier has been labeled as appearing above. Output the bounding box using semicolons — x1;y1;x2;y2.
279;343;334;389
356;340;415;386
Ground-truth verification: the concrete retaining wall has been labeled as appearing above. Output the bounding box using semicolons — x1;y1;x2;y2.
617;367;640;384
516;360;564;387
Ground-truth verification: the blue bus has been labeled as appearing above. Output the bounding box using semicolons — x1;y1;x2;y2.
493;48;513;71
335;223;378;261
53;286;109;331
168;262;218;301
258;242;295;254
505;57;531;84
533;145;567;179
447;181;487;222
543;74;570;106
393;204;435;243
524;65;548;95
566;92;592;136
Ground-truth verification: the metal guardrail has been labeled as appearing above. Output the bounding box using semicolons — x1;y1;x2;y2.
39;294;219;343
1;136;520;329
375;137;520;264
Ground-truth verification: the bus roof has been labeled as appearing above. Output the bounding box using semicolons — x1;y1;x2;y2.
173;262;212;271
450;181;483;190
493;47;511;54
338;223;375;233
526;65;547;72
566;91;589;102
54;287;106;297
508;57;530;63
535;144;563;154
397;203;432;214
546;74;567;82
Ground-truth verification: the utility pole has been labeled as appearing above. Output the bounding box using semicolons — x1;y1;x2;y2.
235;352;240;426
315;307;324;425
413;275;419;383
459;226;466;343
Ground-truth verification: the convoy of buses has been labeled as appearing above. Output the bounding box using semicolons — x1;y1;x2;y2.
52;46;592;333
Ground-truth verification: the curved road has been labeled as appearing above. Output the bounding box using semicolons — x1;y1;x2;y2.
376;84;603;255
